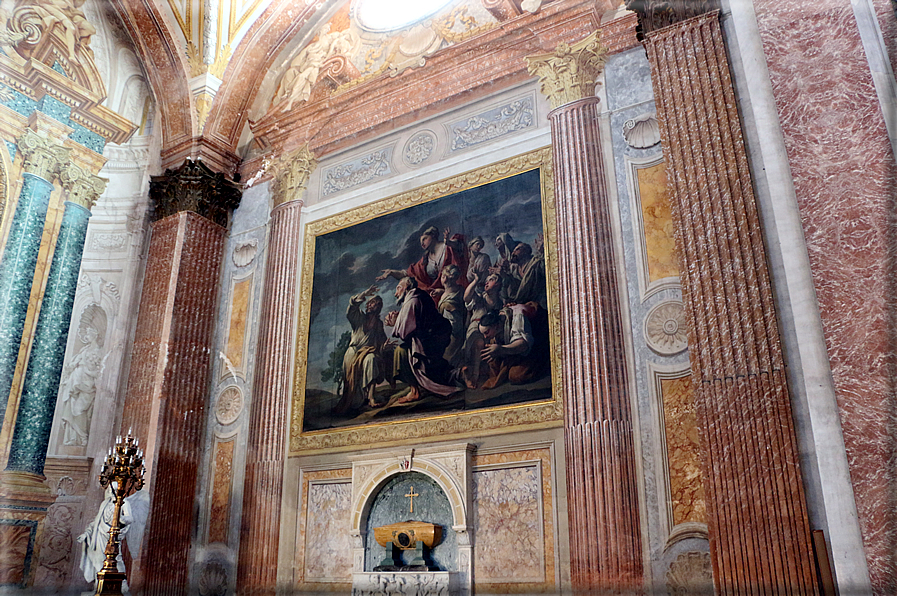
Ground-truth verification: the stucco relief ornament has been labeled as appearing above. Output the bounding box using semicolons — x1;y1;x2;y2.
622;113;661;148
403;132;436;166
215;386;244;425
525;31;609;109
270;145;317;207
232;238;258;267
644;300;687;354
665;550;713;595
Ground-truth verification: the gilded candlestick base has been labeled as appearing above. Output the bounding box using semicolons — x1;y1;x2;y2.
95;570;127;595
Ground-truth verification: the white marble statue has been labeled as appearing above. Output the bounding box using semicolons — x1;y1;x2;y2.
59;326;105;446
77;487;150;587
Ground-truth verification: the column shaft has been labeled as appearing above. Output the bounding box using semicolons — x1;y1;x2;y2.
0;173;55;426
119;212;227;595
645;12;819;593
236;199;303;593
7;201;91;475
549;98;642;591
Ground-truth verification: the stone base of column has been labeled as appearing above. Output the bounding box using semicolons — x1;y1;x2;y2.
237;460;284;593
0;473;55;587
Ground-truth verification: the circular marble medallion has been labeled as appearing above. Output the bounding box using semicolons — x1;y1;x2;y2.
215;386;244;426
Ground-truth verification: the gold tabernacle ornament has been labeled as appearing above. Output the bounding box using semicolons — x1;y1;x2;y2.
94;431;146;596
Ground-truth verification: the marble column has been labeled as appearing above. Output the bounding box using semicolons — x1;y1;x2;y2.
236;146;315;594
638;9;819;593
527;35;643;592
5;163;106;476
0;130;70;428
119;159;240;595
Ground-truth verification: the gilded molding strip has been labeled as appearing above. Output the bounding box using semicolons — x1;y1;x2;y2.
290;148;564;454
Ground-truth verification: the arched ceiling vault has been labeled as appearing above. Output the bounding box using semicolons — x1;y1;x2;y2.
112;0;628;177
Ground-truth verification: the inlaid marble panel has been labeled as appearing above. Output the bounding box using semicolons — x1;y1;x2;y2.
208;438;235;543
636;161;678;283
305;482;352;581
472;448;555;592
224;275;252;372
0;521;36;586
660;375;705;526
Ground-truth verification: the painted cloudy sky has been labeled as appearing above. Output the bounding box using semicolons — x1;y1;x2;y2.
304;167;544;393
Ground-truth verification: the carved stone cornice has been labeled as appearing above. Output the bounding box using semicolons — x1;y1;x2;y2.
17;129;71;180
149;159;242;227
525;31;609;110
58;161;107;210
623;0;720;38
270;145;316;207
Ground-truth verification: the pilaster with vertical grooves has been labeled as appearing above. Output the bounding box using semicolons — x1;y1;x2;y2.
645;11;819;594
549;97;642;591
236;199;303;594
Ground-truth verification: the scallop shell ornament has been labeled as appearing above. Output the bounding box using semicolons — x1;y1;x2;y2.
622;113;661;149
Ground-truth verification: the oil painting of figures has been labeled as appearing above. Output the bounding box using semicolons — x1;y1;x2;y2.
301;168;553;432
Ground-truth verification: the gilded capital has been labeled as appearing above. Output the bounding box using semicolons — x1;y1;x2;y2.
271;145;316;207
17;129;71;181
526;32;609;110
58;162;107;210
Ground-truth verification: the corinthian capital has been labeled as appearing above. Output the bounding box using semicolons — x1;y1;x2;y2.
270;145;316;207
17;129;71;181
58;162;107;210
526;32;609;110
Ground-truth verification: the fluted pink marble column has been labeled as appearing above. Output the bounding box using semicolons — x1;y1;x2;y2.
644;11;819;594
236;196;303;593
529;35;643;591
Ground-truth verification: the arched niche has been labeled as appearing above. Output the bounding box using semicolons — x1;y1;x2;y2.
349;444;473;596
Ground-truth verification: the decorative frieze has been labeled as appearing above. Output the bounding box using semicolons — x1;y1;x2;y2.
525;32;608;110
321;147;392;197
448;96;534;151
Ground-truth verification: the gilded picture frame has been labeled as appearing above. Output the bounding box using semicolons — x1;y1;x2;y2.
290;148;563;454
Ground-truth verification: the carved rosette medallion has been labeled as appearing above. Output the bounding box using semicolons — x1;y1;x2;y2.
645;300;687;354
665;551;713;595
215;386;244;425
403;132;436;167
271;145;317;207
59;162;108;210
17;129;71;180
525;31;608;110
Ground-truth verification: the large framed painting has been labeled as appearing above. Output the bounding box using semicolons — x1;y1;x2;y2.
290;148;563;454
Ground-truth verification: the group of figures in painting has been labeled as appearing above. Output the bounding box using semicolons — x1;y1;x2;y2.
304;170;555;433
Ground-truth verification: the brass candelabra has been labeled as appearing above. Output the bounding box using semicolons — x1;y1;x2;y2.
95;431;145;596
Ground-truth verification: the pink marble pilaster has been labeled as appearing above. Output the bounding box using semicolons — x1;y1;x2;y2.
236;199;303;594
645;11;820;594
549;97;643;592
751;0;897;592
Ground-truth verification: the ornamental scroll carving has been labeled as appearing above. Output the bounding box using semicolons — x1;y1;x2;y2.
270;145;316;207
149;159;242;227
59;161;107;210
525;31;608;110
17;129;71;181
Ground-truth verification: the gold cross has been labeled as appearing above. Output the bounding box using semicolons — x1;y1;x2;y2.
405;486;419;513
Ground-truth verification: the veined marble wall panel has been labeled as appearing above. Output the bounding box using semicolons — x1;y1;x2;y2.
222;273;254;377
472;447;555;592
209;436;237;543
293;468;353;591
603;46;709;590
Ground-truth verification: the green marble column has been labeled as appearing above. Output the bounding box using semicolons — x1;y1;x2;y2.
6;163;105;475
0;130;69;428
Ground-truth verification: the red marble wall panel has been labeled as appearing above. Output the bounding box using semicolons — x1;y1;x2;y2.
120;212;226;595
751;1;897;592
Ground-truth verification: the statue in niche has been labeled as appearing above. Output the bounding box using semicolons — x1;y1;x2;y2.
59;305;107;447
77;486;150;587
272;23;357;110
